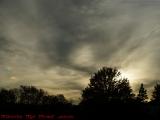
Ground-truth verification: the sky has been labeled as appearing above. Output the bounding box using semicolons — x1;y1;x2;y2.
0;0;160;101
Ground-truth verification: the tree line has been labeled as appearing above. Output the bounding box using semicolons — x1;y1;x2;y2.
0;85;69;105
79;67;160;119
1;67;160;119
0;67;159;105
81;67;149;104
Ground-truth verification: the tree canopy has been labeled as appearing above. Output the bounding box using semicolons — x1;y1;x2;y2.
81;67;134;104
137;83;148;103
0;86;69;105
152;83;160;103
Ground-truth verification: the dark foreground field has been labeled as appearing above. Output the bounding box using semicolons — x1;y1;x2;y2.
0;103;159;120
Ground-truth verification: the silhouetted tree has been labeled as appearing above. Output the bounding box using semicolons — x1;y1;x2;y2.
137;83;148;103
152;84;160;103
115;78;134;103
56;94;69;104
81;67;134;104
0;85;70;106
11;88;22;104
42;94;69;105
19;86;46;104
0;89;16;104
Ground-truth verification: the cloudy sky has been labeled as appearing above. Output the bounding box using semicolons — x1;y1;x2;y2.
0;0;160;100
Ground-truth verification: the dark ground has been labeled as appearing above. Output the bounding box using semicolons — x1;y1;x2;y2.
0;103;159;120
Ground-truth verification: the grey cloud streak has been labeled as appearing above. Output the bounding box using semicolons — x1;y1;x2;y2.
0;0;160;99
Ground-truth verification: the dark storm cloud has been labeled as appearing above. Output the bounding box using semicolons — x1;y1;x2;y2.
0;0;143;72
34;0;102;72
36;0;144;71
0;37;9;51
0;37;16;63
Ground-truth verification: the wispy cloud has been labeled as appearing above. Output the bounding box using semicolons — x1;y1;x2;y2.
0;0;160;99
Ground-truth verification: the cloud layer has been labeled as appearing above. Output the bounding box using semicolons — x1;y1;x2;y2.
0;0;160;99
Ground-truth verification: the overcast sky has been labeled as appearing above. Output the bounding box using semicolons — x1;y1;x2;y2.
0;0;160;100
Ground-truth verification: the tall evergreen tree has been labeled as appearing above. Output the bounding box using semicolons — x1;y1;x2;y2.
152;83;160;103
137;83;148;103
